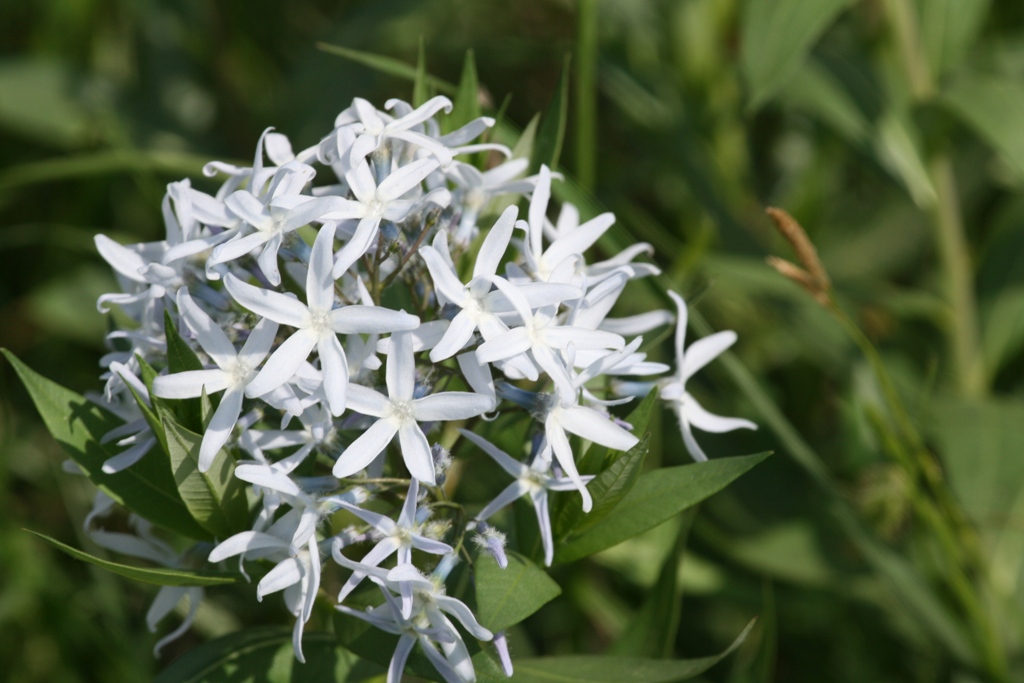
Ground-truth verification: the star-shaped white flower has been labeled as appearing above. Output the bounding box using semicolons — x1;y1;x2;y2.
334;331;494;485
461;430;593;566
152;289;279;471
334;478;452;606
660;291;756;462
224;222;420;416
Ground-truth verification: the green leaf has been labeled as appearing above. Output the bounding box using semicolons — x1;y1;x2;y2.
153;627;383;683
556;434;649;541
530;54;571;173
475;551;561;632
164;310;205;431
941;74;1024;183
3;349;208;539
982;286;1024;381
26;529;239;587
161;414;249;539
928;397;1024;528
449;49;481;134
610;509;694;658
873;109;937;208
555;453;770;563
164;309;204;374
481;619;755;683
919;0;990;80
316;42;456;95
740;0;854;110
413;36;430;107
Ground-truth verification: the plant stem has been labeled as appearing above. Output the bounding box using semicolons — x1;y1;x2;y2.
883;0;985;397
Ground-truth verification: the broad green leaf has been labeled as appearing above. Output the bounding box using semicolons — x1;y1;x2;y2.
316;42;456;95
475;551;561;632
555;452;770;563
413;36;430;107
530;55;571;173
153;627;382;683
26;529;239;587
161;414;249;539
610;509;694;658
928;397;1024;528
3;349;208;539
741;0;854;110
449;49;481;134
981;286;1024;381
481;619;755;683
941;75;1024;183
556;434;649;541
919;0;990;79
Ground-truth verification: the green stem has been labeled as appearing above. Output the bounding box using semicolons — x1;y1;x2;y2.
574;0;599;191
883;0;985;397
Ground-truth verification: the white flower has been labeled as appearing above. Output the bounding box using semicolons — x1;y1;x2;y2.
334;478;452;606
209;525;322;663
320;158;449;266
224;222;420;415
339;96;455;168
660;291;756;462
334;331;494;485
475;275;624;398
420;206;580;362
152;289;278;471
461;430;592;566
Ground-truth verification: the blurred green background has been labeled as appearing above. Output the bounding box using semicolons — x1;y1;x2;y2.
3;0;1024;681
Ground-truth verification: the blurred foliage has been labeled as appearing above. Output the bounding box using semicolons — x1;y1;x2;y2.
3;0;1024;681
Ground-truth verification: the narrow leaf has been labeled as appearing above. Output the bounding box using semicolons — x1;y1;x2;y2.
449;49;481;134
3;349;208;539
740;0;854;110
153;627;382;683
316;42;456;95
413;36;430;107
481;619;755;683
160;413;249;539
26;529;239;587
475;551;561;632
530;54;571;173
164;309;203;373
556;434;649;541
556;452;770;563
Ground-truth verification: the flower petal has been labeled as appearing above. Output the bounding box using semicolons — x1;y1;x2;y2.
413;393;493;422
398;422;435;485
198;386;244;472
224;274;308;328
333;418;398;478
245;330;318;398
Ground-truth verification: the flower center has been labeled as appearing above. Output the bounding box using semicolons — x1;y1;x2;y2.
308;310;333;336
389;399;415;423
230;360;252;386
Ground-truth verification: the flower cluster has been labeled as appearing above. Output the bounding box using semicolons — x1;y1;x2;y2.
85;95;754;682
